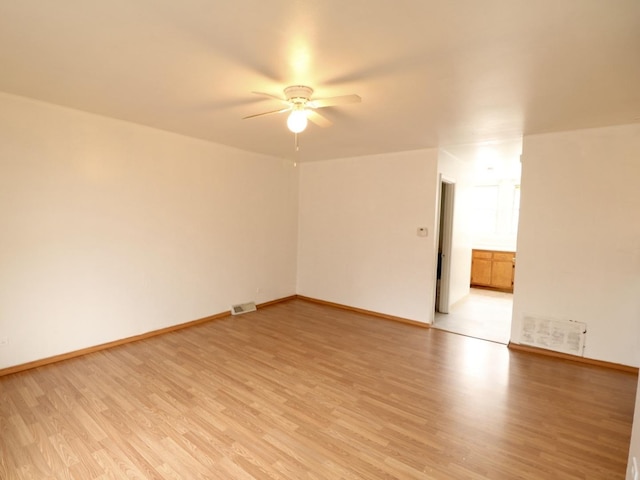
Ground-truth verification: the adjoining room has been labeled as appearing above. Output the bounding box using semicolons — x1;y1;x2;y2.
434;141;521;344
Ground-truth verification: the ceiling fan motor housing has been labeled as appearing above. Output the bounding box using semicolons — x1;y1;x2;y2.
284;85;313;105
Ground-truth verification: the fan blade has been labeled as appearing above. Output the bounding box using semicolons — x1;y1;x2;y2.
307;110;333;128
243;107;290;120
251;91;290;105
309;94;361;109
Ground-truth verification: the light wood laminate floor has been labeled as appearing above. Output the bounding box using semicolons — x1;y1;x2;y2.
1;299;637;479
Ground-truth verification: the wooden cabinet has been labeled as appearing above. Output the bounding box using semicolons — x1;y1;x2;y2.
471;250;515;292
470;250;492;285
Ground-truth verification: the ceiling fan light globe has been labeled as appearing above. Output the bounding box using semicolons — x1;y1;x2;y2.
287;110;308;133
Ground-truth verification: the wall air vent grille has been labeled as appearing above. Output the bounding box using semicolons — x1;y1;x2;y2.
520;315;586;356
231;302;257;316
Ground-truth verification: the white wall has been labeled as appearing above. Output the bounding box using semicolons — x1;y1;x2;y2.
437;149;474;307
297;150;439;323
512;124;640;367
0;92;299;370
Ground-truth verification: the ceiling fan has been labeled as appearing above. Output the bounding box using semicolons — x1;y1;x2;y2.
243;85;361;134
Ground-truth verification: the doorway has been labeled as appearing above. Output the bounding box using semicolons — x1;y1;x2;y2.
433;142;521;344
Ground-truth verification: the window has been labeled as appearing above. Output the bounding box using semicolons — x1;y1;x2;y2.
472;185;499;235
472;182;520;248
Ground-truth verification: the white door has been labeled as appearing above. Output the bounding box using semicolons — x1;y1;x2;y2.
436;177;455;314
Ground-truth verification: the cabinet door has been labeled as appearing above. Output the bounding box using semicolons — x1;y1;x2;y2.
491;258;514;289
471;258;492;286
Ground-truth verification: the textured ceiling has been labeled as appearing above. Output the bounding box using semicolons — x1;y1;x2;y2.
0;0;638;161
